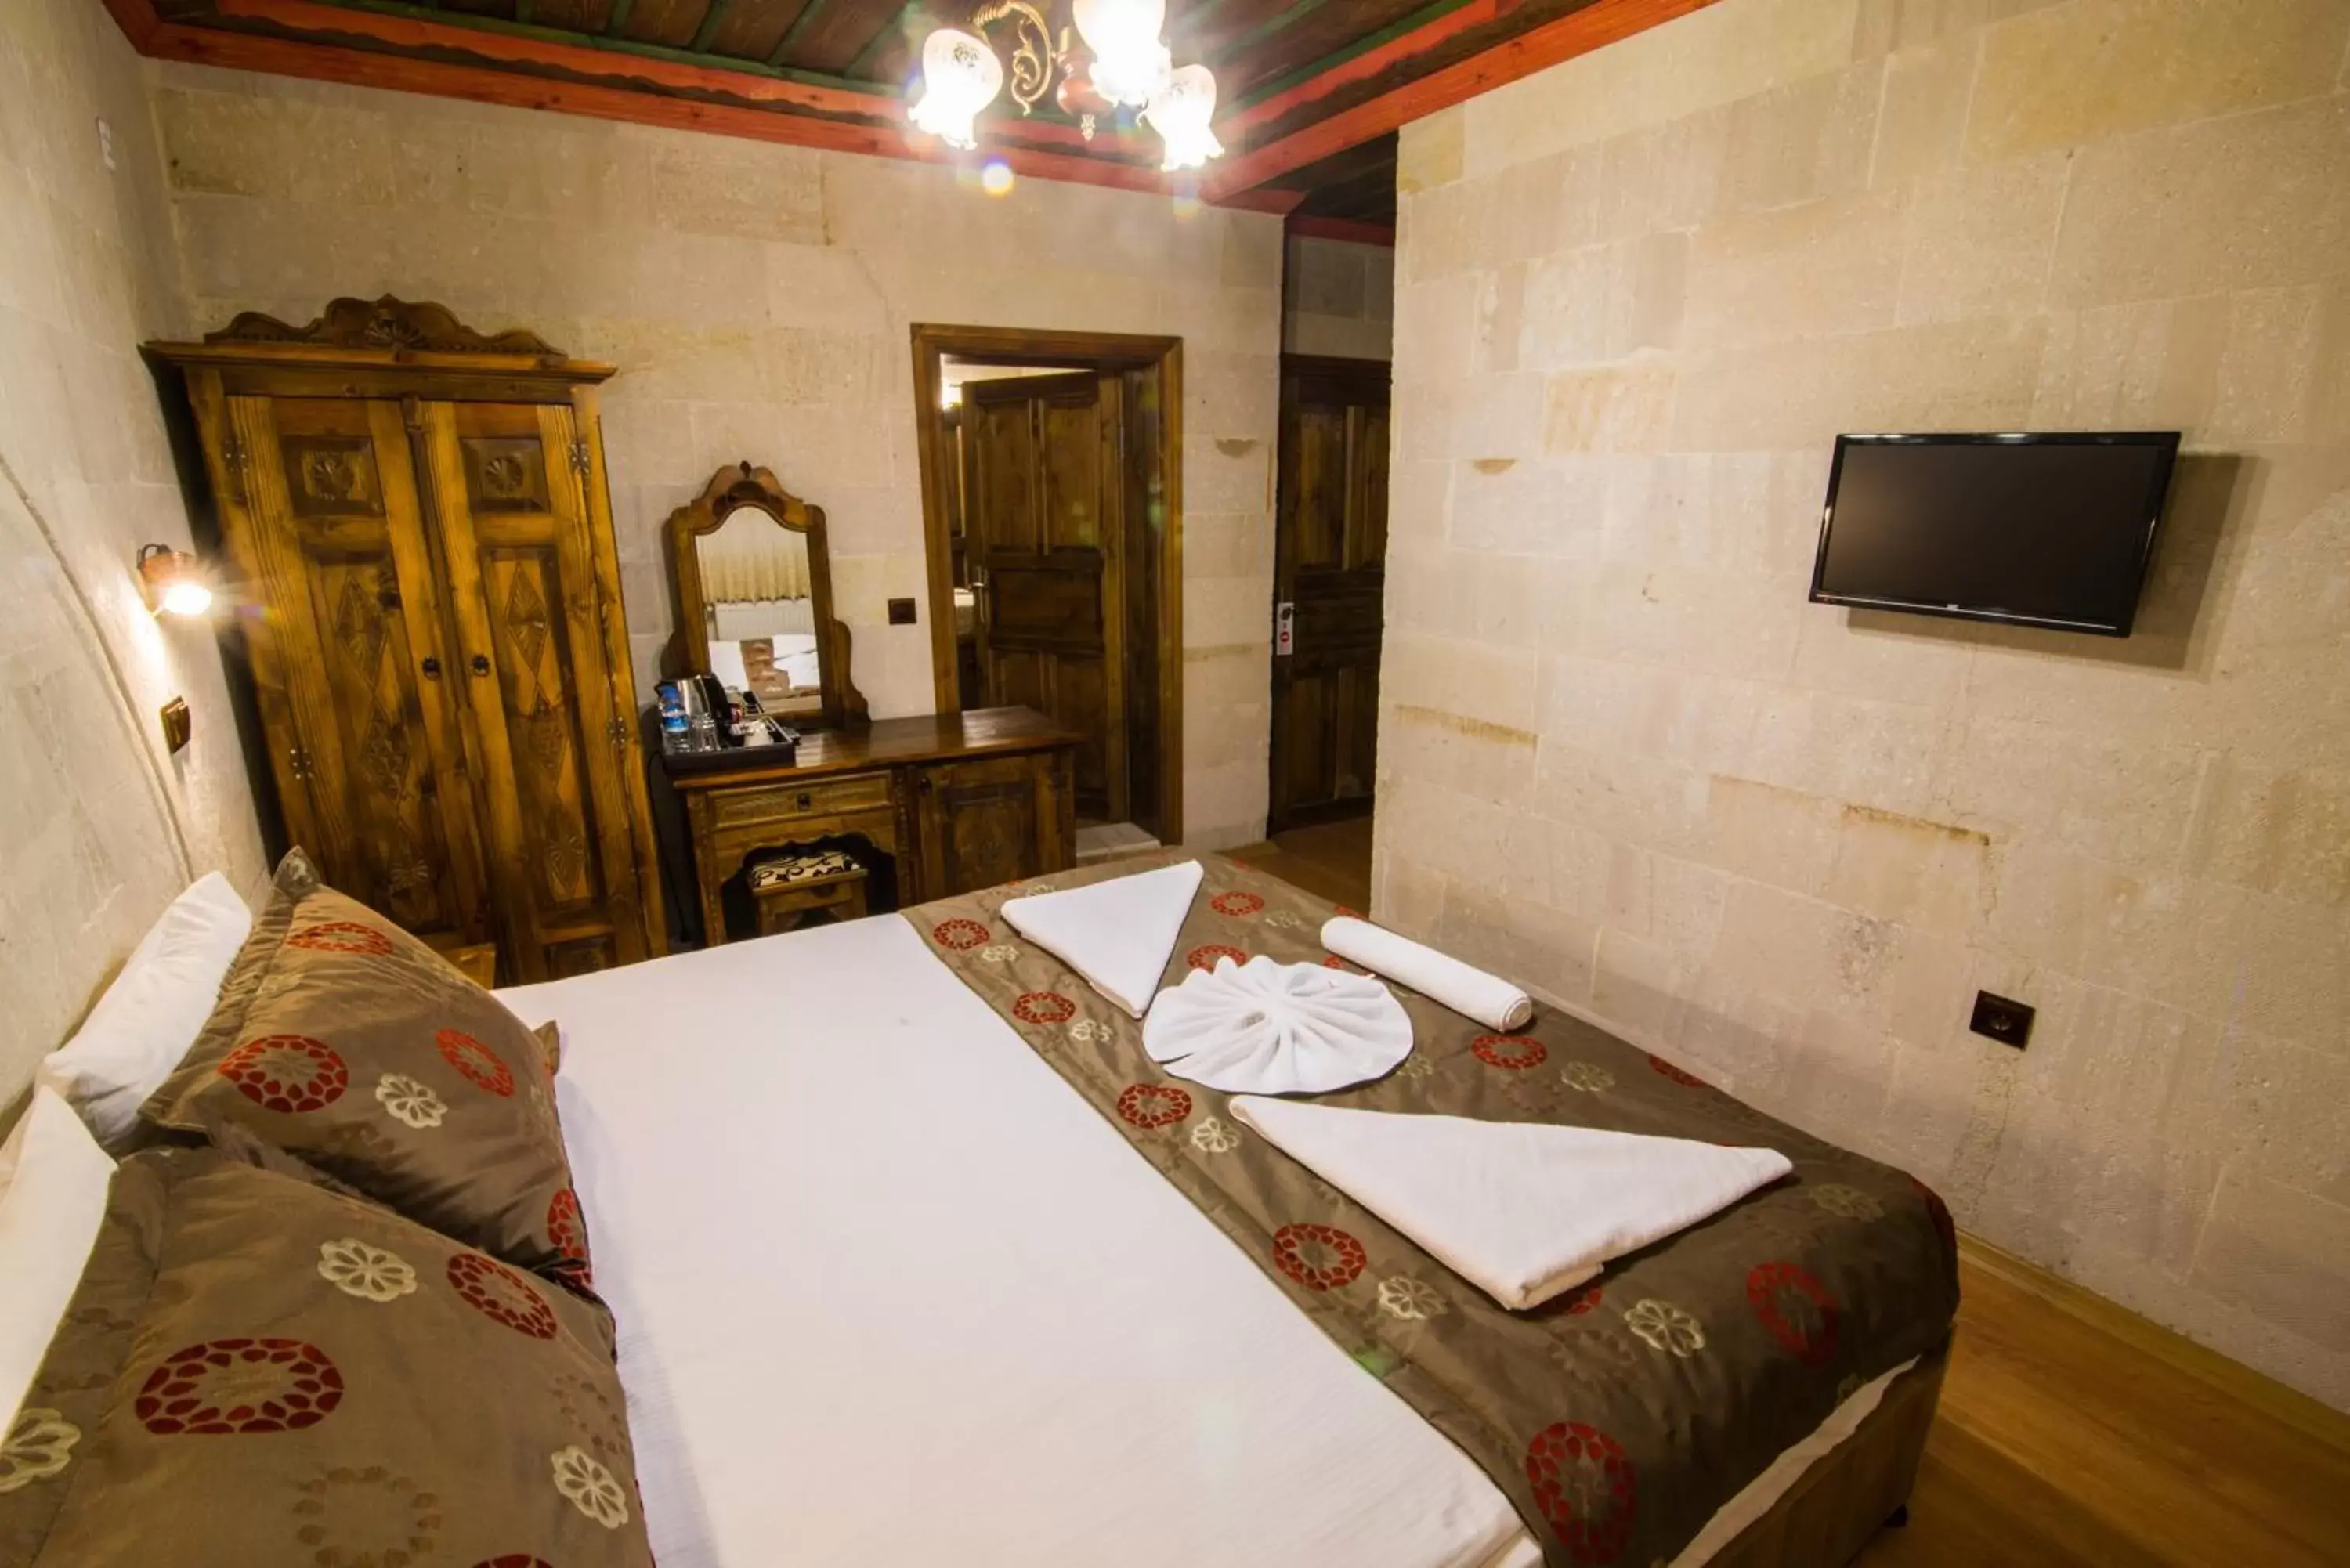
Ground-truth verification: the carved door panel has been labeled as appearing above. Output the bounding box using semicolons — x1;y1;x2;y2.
960;372;1128;823
212;393;488;941
915;753;1069;899
419;400;650;980
1270;356;1390;833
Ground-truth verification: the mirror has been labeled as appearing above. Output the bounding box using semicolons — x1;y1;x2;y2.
666;462;866;731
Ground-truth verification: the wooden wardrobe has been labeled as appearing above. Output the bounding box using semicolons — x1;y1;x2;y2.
152;298;664;981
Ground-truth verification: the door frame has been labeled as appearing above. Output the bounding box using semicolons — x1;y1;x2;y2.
1268;351;1391;836
910;323;1184;844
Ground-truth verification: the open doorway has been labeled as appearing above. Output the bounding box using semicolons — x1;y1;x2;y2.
910;325;1183;854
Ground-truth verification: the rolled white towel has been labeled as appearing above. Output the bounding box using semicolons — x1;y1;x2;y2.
1321;916;1533;1032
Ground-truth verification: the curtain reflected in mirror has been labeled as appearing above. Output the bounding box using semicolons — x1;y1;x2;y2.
696;506;824;716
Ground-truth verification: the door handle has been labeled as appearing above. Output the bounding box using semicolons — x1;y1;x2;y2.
420;656;441;678
470;654;491;677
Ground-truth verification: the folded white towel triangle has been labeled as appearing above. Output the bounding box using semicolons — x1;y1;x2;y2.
1229;1097;1792;1311
1002;860;1205;1018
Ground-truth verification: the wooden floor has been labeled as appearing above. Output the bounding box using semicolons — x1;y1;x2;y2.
1227;812;2350;1567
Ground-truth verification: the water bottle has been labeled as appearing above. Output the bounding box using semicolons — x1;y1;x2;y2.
656;682;689;753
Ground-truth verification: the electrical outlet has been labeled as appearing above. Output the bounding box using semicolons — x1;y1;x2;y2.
96;117;116;172
1969;991;2034;1049
887;597;917;625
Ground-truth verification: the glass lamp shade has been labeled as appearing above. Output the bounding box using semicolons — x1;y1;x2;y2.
909;28;1003;149
1142;63;1223;171
1072;0;1170;106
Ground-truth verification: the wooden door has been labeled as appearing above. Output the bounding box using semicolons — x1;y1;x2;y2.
960;372;1129;822
418;400;653;980
913;751;1072;898
1270;356;1391;833
206;389;489;942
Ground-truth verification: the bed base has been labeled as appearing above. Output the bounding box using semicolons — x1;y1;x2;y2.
1708;1336;1948;1568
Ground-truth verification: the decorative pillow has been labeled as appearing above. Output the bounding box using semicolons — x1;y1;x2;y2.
139;851;592;1286
0;1089;116;1433
0;1147;651;1566
37;871;252;1151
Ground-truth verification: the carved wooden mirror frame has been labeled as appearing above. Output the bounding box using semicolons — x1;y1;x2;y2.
665;461;867;729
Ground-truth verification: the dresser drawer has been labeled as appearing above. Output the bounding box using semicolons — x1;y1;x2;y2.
710;771;894;829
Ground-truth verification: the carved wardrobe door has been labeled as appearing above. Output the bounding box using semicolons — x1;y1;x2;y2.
207;391;490;944
418;399;652;979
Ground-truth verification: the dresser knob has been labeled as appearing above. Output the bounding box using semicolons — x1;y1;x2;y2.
796;791;812;811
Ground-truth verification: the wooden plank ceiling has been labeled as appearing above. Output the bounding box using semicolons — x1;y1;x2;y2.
104;0;1720;216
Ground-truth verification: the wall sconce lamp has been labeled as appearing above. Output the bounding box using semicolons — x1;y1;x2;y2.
137;544;213;617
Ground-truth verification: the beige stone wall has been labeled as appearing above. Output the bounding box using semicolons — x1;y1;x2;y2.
1386;0;2350;1406
1283;233;1396;360
0;0;268;1106
148;64;1284;847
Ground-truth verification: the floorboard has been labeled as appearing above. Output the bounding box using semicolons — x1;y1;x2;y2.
1221;811;2350;1566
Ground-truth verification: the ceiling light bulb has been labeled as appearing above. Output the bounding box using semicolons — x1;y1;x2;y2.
1143;63;1223;172
909;28;1003;150
1072;0;1170;106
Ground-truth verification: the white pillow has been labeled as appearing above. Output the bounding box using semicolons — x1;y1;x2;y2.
0;1087;115;1429
36;871;251;1149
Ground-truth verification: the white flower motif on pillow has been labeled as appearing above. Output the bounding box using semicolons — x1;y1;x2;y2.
977;944;1021;965
1376;1276;1447;1321
1189;1115;1242;1154
1809;1183;1884;1220
316;1237;418;1302
551;1444;630;1529
375;1072;446;1129
1624;1298;1707;1357
0;1409;79;1494
1559;1060;1615;1093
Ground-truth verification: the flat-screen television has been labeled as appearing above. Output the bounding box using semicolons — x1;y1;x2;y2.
1810;432;2180;636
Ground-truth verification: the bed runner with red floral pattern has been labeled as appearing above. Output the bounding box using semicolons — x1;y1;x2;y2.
908;852;1958;1568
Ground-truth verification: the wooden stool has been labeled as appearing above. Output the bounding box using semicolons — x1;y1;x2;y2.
748;849;870;936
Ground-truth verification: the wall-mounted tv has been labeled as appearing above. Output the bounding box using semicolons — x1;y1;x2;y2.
1810;432;2180;636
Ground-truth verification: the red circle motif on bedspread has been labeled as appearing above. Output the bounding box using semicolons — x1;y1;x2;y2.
136;1338;344;1435
447;1254;559;1339
437;1028;515;1097
548;1187;592;1287
1186;945;1247;972
1524;1420;1637;1564
471;1559;559;1568
1747;1260;1838;1366
1271;1222;1367;1292
1011;991;1077;1025
1528;1282;1604;1321
1211;891;1264;917
287;920;396;956
1473;1035;1547;1071
219;1035;349;1113
1321;956;1368;975
931;918;989;951
1115;1083;1193;1129
1647;1053;1708;1088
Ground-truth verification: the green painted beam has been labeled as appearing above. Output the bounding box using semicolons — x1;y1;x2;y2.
843;1;913;79
1230;0;1476;111
603;0;634;37
767;0;835;67
687;0;733;52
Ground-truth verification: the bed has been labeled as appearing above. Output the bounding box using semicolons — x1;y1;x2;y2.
497;854;1955;1568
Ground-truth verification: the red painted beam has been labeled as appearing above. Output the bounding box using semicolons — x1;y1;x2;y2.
1221;0;1509;138
1286;213;1394;247
1205;0;1723;201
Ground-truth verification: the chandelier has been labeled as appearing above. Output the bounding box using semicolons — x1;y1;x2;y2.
910;0;1224;172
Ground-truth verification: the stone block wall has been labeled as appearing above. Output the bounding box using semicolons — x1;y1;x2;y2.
0;0;267;1105
1385;0;2350;1406
148;65;1285;848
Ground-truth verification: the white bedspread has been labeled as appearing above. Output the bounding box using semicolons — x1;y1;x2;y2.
499;918;1539;1568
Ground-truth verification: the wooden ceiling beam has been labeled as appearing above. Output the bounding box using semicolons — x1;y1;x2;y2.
686;0;732;53
1204;0;1719;199
1286;213;1394;246
603;0;634;35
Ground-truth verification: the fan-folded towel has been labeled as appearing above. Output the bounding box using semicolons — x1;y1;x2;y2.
1321;917;1533;1032
1229;1097;1792;1310
1002;861;1203;1018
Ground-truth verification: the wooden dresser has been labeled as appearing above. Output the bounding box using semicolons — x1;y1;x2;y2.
669;706;1080;945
